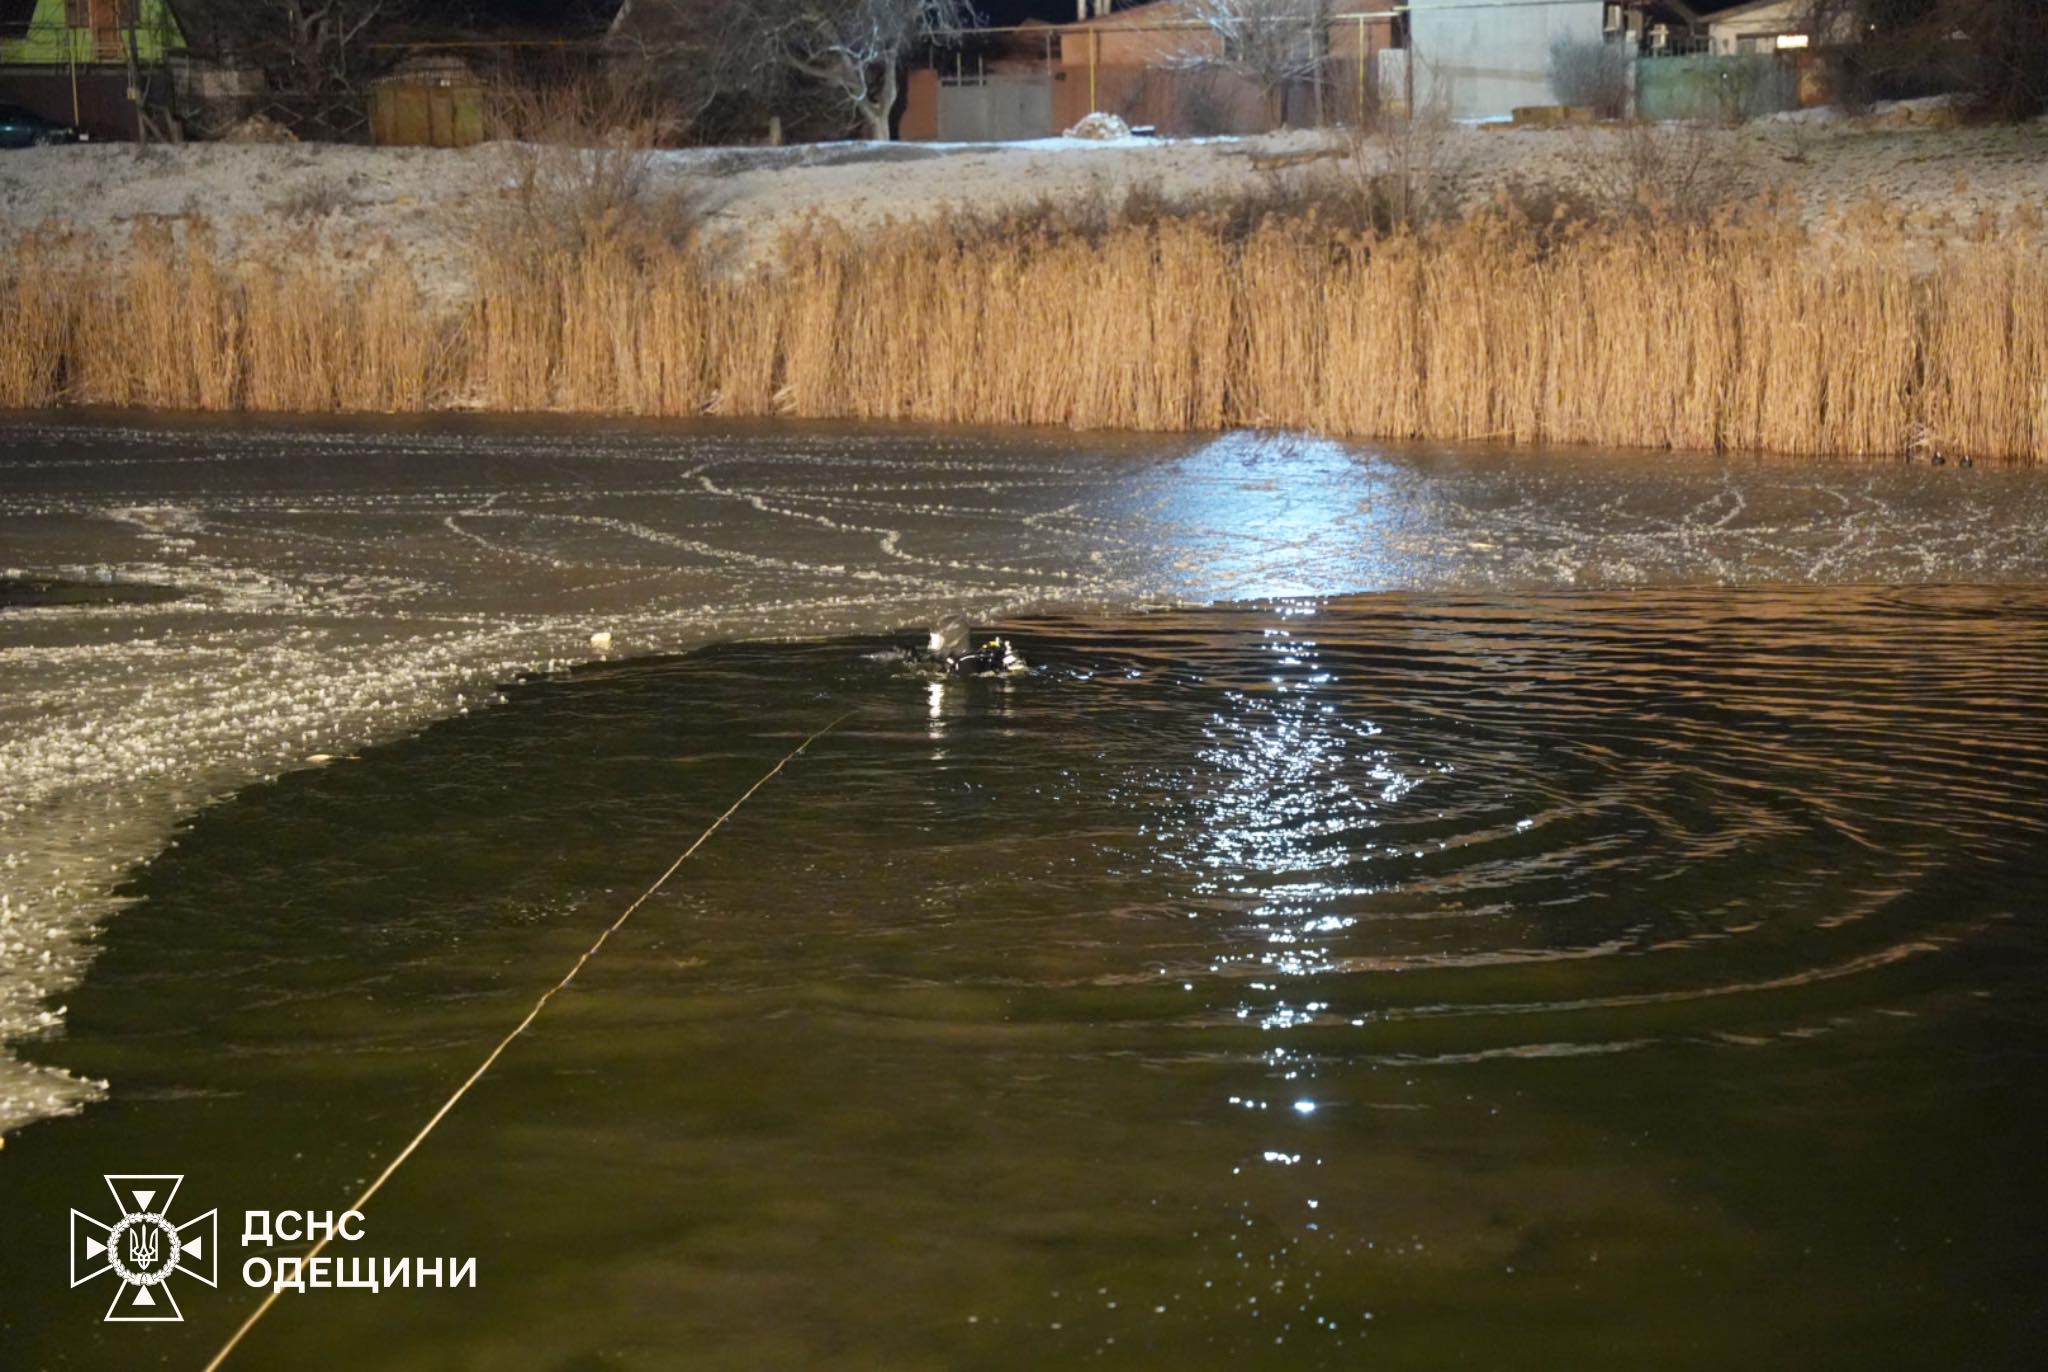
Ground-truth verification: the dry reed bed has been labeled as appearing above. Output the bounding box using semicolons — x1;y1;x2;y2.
2;211;2043;461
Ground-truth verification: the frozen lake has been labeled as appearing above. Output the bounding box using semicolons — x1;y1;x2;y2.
5;414;2048;1136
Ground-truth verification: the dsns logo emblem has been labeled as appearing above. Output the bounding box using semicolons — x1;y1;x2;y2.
70;1174;218;1322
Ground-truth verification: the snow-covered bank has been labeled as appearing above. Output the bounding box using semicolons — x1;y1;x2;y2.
2;117;2044;296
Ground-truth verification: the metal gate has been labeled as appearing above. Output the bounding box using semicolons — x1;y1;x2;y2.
934;75;1053;142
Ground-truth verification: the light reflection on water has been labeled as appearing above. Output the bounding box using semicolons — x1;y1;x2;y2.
2;586;2046;1369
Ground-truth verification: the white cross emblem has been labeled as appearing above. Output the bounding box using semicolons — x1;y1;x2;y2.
69;1174;218;1322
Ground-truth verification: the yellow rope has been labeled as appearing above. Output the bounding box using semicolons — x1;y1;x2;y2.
201;708;855;1371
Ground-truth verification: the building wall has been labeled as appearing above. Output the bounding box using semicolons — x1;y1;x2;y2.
1707;1;1827;55
1050;61;1270;135
1329;16;1397;62
905;57;1309;138
1055;1;1215;69
0;0;183;66
0;65;168;136
1058;6;1394;68
1409;0;1606;120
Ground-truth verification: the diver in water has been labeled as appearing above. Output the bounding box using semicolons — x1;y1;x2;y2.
922;615;1026;676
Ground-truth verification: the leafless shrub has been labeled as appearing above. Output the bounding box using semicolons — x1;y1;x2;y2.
942;166;1478;254
1114;69;1153;126
1547;37;1630;119
486;62;686;149
482;110;691;270
1486;177;1610;239
1344;101;1470;230
276;176;354;220
1587;122;1751;222
1177;70;1239;137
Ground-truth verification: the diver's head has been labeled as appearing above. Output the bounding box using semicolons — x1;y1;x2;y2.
928;616;969;656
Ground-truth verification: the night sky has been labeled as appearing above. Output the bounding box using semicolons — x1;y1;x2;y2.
427;2;1082;38
976;1;1083;23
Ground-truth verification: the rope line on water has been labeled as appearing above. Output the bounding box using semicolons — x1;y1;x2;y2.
201;707;856;1372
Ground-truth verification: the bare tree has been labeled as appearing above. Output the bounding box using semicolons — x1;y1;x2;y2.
1808;0;2048;120
275;0;390;99
620;0;974;141
181;0;399;135
1174;0;1328;128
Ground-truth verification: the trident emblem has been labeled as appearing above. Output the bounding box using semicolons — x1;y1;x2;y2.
70;1174;217;1322
128;1225;162;1270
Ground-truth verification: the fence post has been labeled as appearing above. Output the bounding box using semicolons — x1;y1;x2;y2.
1045;29;1054;134
1356;15;1366;123
1312;16;1326;125
1089;28;1099;112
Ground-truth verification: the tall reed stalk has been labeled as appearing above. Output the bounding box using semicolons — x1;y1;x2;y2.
1;205;2041;462
0;232;72;409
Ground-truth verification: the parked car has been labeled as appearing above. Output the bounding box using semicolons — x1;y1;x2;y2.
0;104;86;148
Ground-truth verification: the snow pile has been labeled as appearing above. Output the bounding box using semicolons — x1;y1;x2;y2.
1064;112;1132;141
1758;95;1959;128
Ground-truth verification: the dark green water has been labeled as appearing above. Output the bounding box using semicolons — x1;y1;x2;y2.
0;575;185;609
4;587;2046;1369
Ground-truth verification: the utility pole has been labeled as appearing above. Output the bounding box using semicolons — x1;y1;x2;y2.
1403;3;1415;119
1311;7;1326;127
68;18;80;128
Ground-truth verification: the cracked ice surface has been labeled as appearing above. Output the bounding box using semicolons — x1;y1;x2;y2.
4;415;2048;1135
